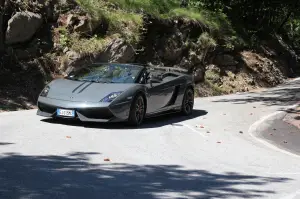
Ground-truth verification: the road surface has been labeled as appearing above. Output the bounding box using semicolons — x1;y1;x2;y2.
1;79;300;199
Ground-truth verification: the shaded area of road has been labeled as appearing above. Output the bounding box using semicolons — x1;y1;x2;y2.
212;80;300;107
0;152;291;199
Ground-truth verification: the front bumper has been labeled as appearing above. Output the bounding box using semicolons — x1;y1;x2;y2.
37;97;131;122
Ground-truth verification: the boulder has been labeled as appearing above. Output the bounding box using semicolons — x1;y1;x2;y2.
6;11;43;45
214;54;238;66
7;47;38;60
63;38;136;74
58;13;99;35
161;31;184;62
73;15;94;35
58;13;77;27
97;38;136;63
193;67;205;83
60;50;83;72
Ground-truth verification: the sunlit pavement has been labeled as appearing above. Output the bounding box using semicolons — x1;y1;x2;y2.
1;79;300;198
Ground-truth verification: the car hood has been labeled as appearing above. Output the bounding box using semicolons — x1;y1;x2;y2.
46;79;135;102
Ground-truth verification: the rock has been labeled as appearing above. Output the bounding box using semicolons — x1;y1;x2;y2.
6;11;43;45
66;51;81;62
63;47;69;53
193;67;205;83
60;51;82;72
214;54;238;66
97;38;135;63
74;15;90;32
58;13;99;35
63;38;135;74
161;31;184;62
6;38;42;60
7;48;38;60
206;64;221;73
179;57;192;69
189;51;202;65
58;13;77;27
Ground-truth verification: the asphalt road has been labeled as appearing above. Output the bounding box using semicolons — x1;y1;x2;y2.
260;117;300;156
2;79;300;199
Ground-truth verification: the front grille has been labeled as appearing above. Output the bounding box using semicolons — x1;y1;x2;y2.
38;102;56;114
76;107;114;119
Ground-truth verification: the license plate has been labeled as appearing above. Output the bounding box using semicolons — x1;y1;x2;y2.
57;109;75;117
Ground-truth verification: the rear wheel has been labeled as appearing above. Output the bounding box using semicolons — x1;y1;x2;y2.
128;94;145;126
181;88;194;116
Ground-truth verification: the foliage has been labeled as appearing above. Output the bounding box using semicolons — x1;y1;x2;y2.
75;0;234;43
106;0;180;15
285;17;300;48
69;34;110;55
188;0;300;34
75;0;143;44
105;10;143;44
197;32;217;49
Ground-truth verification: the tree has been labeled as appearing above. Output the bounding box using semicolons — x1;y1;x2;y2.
180;0;189;7
277;0;300;33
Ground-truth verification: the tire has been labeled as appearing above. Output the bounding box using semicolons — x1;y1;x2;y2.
181;87;194;116
128;94;145;126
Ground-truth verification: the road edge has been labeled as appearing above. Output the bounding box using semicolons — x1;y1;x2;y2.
249;103;300;159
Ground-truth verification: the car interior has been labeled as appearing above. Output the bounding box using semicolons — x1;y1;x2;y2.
138;68;181;85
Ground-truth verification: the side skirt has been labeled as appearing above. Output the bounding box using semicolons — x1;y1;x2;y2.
145;106;181;118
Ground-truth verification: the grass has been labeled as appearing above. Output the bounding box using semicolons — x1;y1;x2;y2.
70;0;243;55
106;0;180;15
70;34;110;55
106;10;143;43
75;0;106;20
205;70;220;82
75;0;143;44
75;0;234;33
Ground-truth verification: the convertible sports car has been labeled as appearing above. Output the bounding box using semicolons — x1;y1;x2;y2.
37;63;195;126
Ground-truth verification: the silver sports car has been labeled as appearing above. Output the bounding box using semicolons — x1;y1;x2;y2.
37;63;195;126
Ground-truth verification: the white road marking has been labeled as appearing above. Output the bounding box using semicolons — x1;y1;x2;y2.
248;104;300;159
181;123;207;138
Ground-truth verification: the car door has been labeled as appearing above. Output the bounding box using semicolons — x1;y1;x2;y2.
145;77;175;114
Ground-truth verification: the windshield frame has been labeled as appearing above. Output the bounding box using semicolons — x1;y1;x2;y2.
66;63;145;84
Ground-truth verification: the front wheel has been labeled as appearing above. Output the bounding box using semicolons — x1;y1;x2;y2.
128;94;145;126
181;88;194;116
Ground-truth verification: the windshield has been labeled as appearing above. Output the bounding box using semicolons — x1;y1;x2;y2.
67;64;143;83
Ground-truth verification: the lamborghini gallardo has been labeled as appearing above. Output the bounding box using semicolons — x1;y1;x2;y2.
37;63;195;126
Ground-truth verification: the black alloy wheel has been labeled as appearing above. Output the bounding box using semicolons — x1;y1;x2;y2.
128;94;145;126
181;88;194;115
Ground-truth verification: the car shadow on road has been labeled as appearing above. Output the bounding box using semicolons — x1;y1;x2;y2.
0;142;14;146
0;152;292;199
40;109;208;130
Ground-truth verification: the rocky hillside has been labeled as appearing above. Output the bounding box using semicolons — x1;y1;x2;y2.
0;0;299;111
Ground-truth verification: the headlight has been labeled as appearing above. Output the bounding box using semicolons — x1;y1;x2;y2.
40;86;50;97
100;91;123;102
